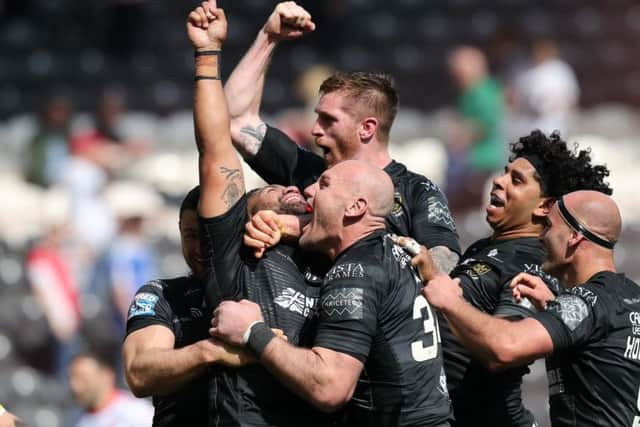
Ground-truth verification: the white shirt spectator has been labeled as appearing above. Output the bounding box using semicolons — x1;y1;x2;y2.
74;390;153;427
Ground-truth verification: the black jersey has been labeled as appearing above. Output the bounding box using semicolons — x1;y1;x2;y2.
125;276;210;427
313;230;450;427
442;237;545;427
532;271;640;427
199;195;328;427
247;125;460;254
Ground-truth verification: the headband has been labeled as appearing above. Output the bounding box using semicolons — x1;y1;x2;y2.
556;197;616;249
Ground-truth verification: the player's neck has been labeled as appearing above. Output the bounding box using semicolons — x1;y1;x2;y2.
572;251;616;285
353;144;392;170
492;222;542;241
334;221;385;260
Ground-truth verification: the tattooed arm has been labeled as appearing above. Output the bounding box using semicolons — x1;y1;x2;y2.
225;2;314;160
189;3;244;218
429;246;459;274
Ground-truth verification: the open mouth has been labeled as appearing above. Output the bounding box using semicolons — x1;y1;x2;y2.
489;193;505;208
305;203;313;213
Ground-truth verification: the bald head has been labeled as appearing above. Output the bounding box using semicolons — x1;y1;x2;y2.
334;160;394;218
563;190;621;245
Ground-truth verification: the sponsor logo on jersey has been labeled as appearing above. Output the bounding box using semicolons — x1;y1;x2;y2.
548;295;589;331
274;287;318;317
390;192;404;217
624;336;640;360
630;312;640;336
421;181;439;193
320;288;363;319
325;263;365;282
427;196;455;230
128;292;160;319
470;262;492;277
569;286;598;306
486;248;502;262
391;243;412;268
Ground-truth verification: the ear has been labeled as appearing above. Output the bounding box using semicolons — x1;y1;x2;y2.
533;197;555;218
345;197;368;218
358;117;378;142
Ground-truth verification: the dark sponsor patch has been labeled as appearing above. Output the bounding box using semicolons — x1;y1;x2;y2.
320;288;364;320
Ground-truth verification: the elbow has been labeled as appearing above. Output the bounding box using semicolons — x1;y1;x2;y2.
311;389;352;413
485;336;520;371
125;370;152;398
308;376;354;413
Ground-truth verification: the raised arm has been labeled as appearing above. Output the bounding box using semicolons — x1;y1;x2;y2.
225;2;314;159
188;1;243;218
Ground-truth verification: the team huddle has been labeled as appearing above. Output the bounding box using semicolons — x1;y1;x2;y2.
121;2;640;427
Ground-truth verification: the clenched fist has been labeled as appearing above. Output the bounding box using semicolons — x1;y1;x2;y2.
186;1;227;50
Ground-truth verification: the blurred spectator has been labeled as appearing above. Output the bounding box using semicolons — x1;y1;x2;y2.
446;46;505;214
512;38;579;136
24;93;73;188
69;87;149;174
67;352;153;427
25;188;82;380
0;404;23;427
91;181;161;331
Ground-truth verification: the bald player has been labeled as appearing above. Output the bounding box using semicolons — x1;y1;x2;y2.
211;160;451;427
417;190;640;427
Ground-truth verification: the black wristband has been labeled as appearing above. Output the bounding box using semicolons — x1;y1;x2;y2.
246;322;276;357
194;49;221;57
195;75;220;81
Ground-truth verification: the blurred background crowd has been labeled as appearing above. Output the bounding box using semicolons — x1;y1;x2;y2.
1;0;640;425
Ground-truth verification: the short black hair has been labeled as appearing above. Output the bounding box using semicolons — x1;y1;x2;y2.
180;186;200;217
510;130;612;197
70;350;114;370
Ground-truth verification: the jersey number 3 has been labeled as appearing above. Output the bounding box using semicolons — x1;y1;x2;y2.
411;294;441;361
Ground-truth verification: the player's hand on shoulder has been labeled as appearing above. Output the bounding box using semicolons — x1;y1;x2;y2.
264;1;315;41
392;235;440;281
186;1;227;50
511;273;555;311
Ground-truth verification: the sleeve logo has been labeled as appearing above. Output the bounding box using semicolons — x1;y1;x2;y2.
128;292;160;319
427;196;455;229
320;288;364;320
548;294;589;331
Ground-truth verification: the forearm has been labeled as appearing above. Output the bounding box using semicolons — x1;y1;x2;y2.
429;246;459;274
441;297;529;368
225;28;274;120
126;340;212;397
225;30;275;159
259;339;348;412
194;50;231;156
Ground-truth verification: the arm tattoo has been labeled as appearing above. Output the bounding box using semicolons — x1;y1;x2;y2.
219;166;243;209
429;246;459;274
237;122;267;159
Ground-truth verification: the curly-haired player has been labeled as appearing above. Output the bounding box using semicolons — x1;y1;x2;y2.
419;129;611;427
